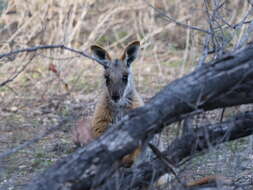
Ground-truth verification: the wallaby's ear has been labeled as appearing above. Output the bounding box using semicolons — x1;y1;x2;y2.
90;45;111;64
122;41;140;67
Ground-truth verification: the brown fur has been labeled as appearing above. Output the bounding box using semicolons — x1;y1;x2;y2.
72;117;93;146
187;176;229;187
90;41;144;166
91;91;143;138
157;175;229;188
91;87;144;167
72;41;143;167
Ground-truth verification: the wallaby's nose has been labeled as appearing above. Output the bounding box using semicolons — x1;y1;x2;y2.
112;94;120;102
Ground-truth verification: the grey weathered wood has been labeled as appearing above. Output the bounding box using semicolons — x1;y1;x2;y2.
100;111;253;190
25;43;253;190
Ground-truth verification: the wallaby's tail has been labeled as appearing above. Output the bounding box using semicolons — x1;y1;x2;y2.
187;176;230;188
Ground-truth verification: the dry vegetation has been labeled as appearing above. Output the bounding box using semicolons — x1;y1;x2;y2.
0;0;252;189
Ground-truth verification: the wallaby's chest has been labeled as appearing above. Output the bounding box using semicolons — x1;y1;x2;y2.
104;91;134;124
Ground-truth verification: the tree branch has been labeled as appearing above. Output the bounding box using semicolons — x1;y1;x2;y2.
142;0;210;34
99;111;253;190
0;44;108;67
24;42;253;190
0;55;35;87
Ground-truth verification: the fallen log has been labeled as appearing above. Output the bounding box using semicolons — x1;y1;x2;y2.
99;111;253;190
25;42;253;190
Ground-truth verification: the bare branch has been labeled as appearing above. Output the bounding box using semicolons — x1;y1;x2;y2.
0;54;35;87
102;111;253;190
148;143;186;187
24;43;253;190
236;20;253;49
142;0;210;34
0;44;108;67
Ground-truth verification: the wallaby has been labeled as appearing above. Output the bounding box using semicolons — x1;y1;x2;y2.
72;41;227;185
90;41;143;135
90;41;144;166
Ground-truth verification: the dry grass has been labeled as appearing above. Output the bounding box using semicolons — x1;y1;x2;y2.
0;0;252;189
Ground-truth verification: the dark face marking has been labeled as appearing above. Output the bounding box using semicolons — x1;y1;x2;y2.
104;59;130;103
114;59;120;67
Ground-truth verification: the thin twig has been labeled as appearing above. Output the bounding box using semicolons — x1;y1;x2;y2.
148;143;187;187
220;108;226;122
0;54;36;87
142;0;211;34
0;44;108;67
236;20;253;49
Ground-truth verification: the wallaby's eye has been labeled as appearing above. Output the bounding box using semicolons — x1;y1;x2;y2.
105;75;110;86
122;74;128;83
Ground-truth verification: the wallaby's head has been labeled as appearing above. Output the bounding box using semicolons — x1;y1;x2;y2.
91;41;140;104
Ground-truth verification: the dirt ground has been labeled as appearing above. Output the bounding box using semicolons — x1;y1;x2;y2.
0;0;253;189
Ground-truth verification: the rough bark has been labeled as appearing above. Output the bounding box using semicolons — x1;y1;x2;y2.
100;111;253;190
24;43;253;190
